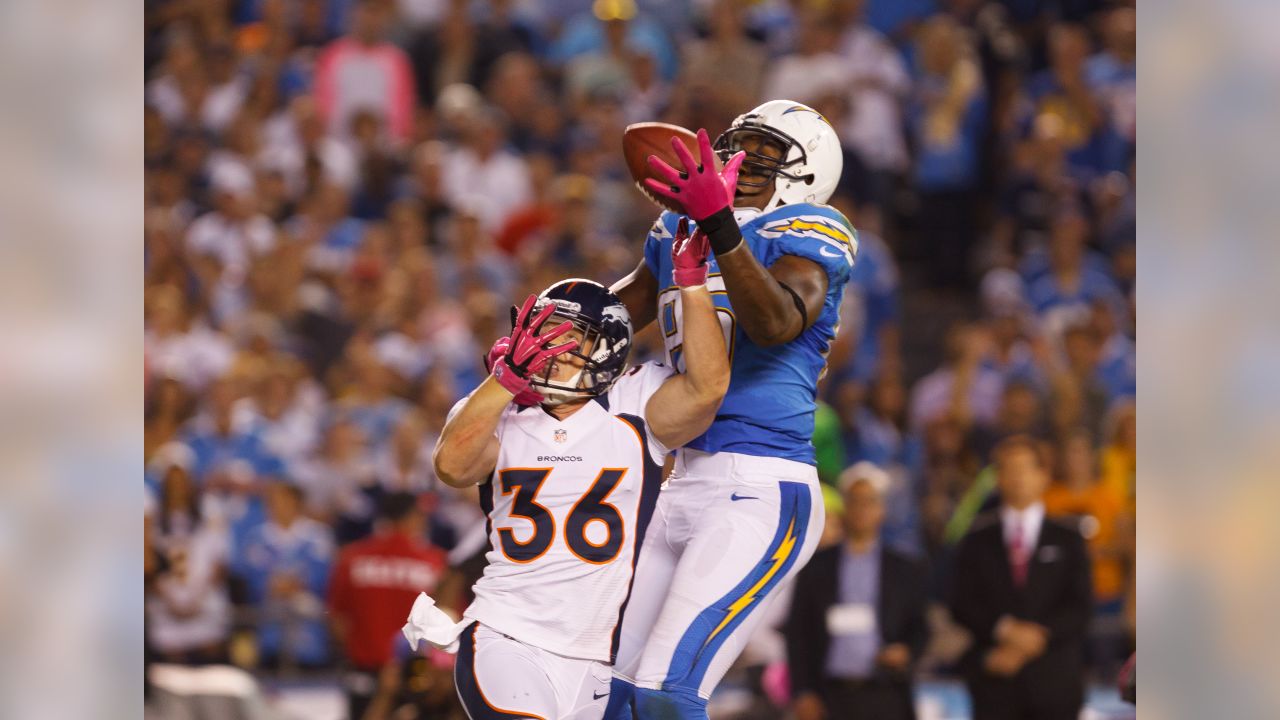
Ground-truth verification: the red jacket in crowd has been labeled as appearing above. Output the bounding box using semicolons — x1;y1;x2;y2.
327;531;448;670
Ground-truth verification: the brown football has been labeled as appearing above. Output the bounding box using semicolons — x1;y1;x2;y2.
622;122;723;213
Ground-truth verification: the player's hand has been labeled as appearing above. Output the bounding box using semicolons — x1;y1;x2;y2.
671;217;711;287
792;692;827;720
491;295;579;399
644;129;745;222
484;335;542;406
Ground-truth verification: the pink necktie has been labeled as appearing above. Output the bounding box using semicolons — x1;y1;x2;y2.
1009;520;1029;587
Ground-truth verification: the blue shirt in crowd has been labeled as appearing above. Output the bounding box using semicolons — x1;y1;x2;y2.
908;75;988;191
181;415;285;484
1025;266;1127;324
1085;53;1137;172
865;0;937;40
1098;334;1137;401
825;544;882;679
1022;70;1114;176
232;518;334;666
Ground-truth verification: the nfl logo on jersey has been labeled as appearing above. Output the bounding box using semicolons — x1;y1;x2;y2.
554;429;567;443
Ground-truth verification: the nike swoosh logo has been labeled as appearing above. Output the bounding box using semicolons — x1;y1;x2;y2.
820;246;844;258
593;691;610;700
730;493;759;502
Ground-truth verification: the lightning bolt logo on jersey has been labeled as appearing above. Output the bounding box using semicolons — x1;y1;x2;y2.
643;202;857;464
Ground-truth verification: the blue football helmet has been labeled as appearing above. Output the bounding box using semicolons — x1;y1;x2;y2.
514;279;633;404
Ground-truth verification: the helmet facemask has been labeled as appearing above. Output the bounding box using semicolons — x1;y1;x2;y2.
714;124;811;200
524;307;622;406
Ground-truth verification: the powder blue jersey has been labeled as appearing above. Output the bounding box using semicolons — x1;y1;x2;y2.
643;204;857;464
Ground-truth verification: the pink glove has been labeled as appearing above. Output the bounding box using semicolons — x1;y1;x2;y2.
484;336;542;406
644;129;746;222
491;295;579;399
671;217;711;287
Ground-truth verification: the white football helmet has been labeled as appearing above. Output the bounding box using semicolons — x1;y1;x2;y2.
714;99;843;212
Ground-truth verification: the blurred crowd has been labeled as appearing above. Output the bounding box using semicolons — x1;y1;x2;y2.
143;0;1135;716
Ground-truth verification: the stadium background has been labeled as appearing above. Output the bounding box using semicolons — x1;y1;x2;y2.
142;0;1135;717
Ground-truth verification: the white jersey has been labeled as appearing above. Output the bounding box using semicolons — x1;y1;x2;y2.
463;362;674;663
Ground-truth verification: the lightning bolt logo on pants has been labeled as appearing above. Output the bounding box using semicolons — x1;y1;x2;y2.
706;518;798;643
663;481;812;693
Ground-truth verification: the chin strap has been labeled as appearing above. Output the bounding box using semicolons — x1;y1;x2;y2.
535;390;581;407
532;367;592;406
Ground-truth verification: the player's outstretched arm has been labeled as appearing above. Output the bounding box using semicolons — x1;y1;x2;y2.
433;376;509;488
715;244;828;347
646;221;730;449
644;128;826;346
434;296;579;487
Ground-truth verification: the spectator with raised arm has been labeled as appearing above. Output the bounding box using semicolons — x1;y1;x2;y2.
907;15;987;288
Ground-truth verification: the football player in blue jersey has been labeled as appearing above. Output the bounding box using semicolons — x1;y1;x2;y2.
604;100;858;719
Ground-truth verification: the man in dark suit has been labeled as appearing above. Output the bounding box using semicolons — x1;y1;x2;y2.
949;436;1093;720
788;462;930;720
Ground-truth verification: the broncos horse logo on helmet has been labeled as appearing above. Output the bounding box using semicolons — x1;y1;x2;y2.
713;99;844;213
512;279;633;405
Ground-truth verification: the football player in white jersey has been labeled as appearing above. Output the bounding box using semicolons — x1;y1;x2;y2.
431;224;729;720
604;101;853;718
